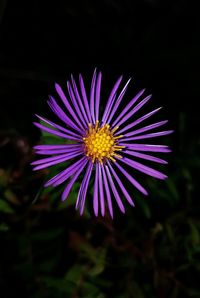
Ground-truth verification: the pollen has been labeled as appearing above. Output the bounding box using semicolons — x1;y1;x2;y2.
83;121;125;163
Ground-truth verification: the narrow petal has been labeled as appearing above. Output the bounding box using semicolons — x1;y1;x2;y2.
48;96;83;134
79;74;93;123
34;144;81;150
123;150;168;164
71;75;90;124
102;76;123;124
32;152;82;171
76;162;93;215
115;95;152;127
35;114;82;138
80;162;93;215
105;165;125;213
53;158;87;187
34;122;81;141
123;120;168;137
119;143;171;153
55;83;85;130
61;159;88;201
121;130;173;141
107;161;134;206
98;163;105;216
117;107;162;135
118;157;167;180
93;164;99;216
95;72;102;122
90;69;97;124
67;81;87;129
35;143;82;155
35;148;82;155
114;162;148;195
111;89;145;127
32;151;82;166
102;165;113;218
107;78;131;124
44;157;86;187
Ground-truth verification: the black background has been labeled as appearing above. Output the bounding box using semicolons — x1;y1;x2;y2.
0;0;199;132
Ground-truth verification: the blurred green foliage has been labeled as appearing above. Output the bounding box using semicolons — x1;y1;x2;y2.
0;112;200;298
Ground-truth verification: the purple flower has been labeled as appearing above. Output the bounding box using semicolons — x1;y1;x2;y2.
32;69;172;217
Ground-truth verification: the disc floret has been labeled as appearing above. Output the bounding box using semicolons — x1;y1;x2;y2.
83;121;124;163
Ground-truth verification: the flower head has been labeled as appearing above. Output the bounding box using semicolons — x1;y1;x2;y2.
32;69;172;217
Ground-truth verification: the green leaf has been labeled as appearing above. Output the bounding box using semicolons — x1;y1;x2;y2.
65;264;85;283
4;189;19;204
0;199;14;213
89;249;106;276
188;220;199;245
0;222;9;231
165;223;175;244
165;178;179;201
82;281;104;297
135;196;151;219
41;277;74;294
57;182;80;209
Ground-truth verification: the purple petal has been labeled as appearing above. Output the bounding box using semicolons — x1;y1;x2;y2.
61;159;88;201
124;120;168;137
105;165;125;213
79;74;92;123
35;114;82;138
35;144;82;155
101;165;113;218
67;81;87;129
95;72;102;122
76;161;93;215
93;164;99;216
121;130;174;141
119;143;171;153
44;157;86;187
117;107;162;135
53;158;87;187
102;76;123;124
118;157;167;180
98;163;105;216
90;69;97;124
107;78;131;124
123;150;168;164
32;151;82;165
107;161;134;207
115;95;152;127
32;152;82;171
55;83;85;130
34;122;81;141
48;96;83;134
71;75;90;124
114;162;148;195
35;147;82;155
111;89;145;127
34;144;81;150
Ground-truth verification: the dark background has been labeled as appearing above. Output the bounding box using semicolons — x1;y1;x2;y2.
0;0;200;297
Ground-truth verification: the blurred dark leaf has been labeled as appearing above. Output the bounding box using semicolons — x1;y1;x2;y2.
40;277;74;294
0;198;14;213
0;222;9;231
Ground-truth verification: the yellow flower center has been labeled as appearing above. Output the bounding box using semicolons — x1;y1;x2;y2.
83;121;125;163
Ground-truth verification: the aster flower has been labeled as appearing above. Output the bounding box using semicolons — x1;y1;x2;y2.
32;69;172;217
